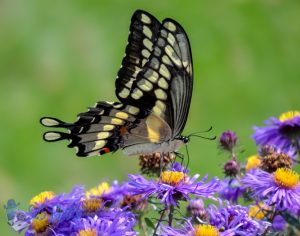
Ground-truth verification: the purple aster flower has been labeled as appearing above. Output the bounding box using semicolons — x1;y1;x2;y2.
85;181;125;206
29;186;84;216
218;178;245;203
241;168;300;210
24;186;85;235
73;211;136;236
207;201;270;235
161;220;235;236
127;163;220;206
253;111;300;153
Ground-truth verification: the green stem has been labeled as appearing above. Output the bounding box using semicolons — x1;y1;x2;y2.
168;205;174;226
153;207;167;236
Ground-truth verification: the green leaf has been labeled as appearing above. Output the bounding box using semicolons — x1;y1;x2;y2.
144;217;155;230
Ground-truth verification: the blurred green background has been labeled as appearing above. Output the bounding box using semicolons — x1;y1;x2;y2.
1;0;299;234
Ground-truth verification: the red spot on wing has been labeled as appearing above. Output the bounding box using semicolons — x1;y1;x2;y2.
99;147;111;155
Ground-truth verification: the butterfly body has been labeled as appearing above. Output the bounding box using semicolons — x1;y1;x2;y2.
123;139;185;156
41;10;193;157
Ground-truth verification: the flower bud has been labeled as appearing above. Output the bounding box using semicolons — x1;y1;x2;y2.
223;159;240;177
219;130;238;151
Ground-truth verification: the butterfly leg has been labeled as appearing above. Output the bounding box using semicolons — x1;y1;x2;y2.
160;152;164;174
174;151;185;166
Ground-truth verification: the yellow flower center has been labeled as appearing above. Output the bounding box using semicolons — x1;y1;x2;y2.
81;198;102;212
29;191;55;207
245;155;261;171
31;212;49;233
273;168;299;189
248;204;269;220
193;224;220;236
77;228;97;236
86;182;110;198
279;111;300;122
160;171;185;186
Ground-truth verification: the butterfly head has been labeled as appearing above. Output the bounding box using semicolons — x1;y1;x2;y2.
178;135;190;144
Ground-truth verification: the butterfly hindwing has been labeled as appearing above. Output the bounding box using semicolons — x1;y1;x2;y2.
41;102;173;156
41;102;143;157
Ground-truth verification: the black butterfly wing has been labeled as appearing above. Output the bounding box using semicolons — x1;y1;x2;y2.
41;102;145;157
163;19;193;137
40;11;193;157
40;102;172;157
125;19;193;138
115;10;160;103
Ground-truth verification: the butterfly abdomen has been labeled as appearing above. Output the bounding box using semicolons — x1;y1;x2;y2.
123;138;184;156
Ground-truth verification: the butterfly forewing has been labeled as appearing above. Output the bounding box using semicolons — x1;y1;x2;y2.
126;19;193;138
116;10;160;103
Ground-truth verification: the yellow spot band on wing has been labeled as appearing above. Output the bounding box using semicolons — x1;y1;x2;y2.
103;124;115;131
118;88;130;98
147;126;160;143
111;118;124;125
143;25;152;38
115;111;129;120
96;132;110;140
126;105;140;115
93;140;106;150
141;14;151;24
145;114;164;143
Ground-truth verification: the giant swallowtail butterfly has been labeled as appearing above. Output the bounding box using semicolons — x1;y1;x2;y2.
40;10;193;157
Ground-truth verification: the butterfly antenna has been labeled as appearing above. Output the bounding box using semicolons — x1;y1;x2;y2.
188;126;216;141
188;126;213;137
189;134;216;140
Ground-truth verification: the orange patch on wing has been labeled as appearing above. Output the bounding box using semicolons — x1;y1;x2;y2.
99;147;110;155
119;126;128;136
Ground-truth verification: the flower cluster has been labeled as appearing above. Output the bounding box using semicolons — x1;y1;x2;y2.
5;184;137;235
127;163;220;206
5;111;300;235
253;111;300;155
